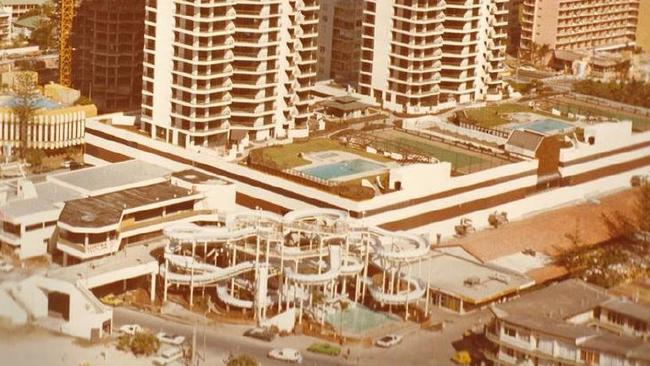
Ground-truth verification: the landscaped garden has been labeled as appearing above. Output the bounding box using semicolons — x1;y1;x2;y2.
248;138;390;170
464;102;570;128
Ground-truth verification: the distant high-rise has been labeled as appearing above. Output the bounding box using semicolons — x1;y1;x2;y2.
637;0;650;52
141;0;319;149
358;0;508;115
72;0;145;113
318;0;364;88
521;0;640;52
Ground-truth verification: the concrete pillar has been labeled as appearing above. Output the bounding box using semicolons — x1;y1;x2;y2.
163;259;169;302
150;273;156;302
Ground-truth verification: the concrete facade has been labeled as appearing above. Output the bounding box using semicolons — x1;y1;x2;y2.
358;0;509;115
141;0;319;148
521;0;640;52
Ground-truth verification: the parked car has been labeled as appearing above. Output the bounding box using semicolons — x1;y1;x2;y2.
451;350;472;365
267;348;303;364
244;327;276;342
156;332;186;346
153;346;183;365
118;324;143;335
0;259;14;273
375;334;403;348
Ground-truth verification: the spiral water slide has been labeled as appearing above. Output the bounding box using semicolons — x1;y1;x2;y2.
364;228;429;304
365;275;427;305
161;253;256;286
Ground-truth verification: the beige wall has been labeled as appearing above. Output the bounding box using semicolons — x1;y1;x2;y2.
534;0;559;48
638;1;650;51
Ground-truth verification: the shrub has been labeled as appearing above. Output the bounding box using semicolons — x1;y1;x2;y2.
116;333;160;356
307;342;341;356
116;335;131;352
226;354;259;366
130;332;160;356
337;184;374;200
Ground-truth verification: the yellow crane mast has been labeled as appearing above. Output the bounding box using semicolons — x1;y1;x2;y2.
59;0;74;87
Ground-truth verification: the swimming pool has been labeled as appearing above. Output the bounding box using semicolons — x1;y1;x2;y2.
301;159;385;180
519;119;574;135
0;96;60;110
325;305;395;334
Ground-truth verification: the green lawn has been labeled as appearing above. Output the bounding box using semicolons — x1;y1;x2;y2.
250;138;390;170
465;103;532;127
466;103;569;127
553;101;650;131
372;130;486;169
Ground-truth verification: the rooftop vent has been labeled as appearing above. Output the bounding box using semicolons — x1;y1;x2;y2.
464;276;481;286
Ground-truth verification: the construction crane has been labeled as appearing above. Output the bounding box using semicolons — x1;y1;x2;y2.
59;0;74;87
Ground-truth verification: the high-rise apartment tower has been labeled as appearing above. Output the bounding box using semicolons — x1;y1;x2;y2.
521;0;639;52
358;0;508;115
72;0;145;113
141;0;319;148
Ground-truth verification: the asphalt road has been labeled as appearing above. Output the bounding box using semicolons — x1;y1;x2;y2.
113;307;358;366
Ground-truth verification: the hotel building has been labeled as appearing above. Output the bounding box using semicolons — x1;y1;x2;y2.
317;0;364;88
140;0;319;149
520;0;640;52
357;0;509;114
72;0;145;113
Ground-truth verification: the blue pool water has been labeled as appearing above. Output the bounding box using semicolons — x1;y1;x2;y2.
325;305;395;334
519;119;574;135
301;159;385;180
0;96;60;110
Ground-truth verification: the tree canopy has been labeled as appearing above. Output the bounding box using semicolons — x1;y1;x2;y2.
573;79;650;109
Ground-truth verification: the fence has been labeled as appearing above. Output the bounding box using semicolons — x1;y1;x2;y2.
569;93;650;118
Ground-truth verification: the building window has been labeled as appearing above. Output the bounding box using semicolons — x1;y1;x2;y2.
504;326;517;338
607;311;625;326
580;350;600;365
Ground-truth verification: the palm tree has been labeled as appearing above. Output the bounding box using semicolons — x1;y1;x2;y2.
11;72;39;161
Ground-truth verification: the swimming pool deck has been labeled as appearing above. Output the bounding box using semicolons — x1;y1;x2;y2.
294;151;394;183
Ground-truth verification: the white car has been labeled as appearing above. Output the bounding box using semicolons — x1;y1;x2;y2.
152;346;183;365
375;334;403;348
156;331;186;346
268;348;303;364
0;259;13;273
118;324;143;335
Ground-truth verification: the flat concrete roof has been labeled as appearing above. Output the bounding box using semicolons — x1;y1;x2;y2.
58;182;197;229
49;160;171;195
48;241;161;288
171;169;230;185
0;181;81;220
403;252;534;304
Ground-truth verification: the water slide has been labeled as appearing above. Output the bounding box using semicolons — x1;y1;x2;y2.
368;227;430;262
164;223;256;244
161;252;256;286
365;275;426;305
284;246;342;285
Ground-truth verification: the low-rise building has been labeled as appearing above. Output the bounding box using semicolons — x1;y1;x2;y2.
0;80;96;154
403;251;535;314
596;298;650;340
485;279;650;366
0;160;172;260
0;180;80;259
0;0;46;19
